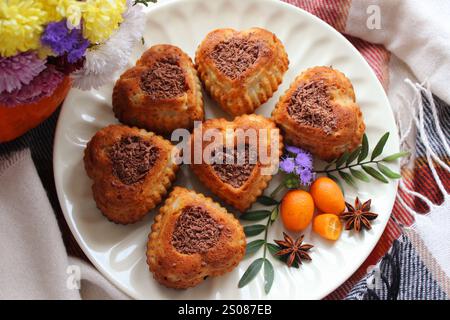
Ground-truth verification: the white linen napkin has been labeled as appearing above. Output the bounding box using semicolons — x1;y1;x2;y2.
346;0;450;105
0;150;127;299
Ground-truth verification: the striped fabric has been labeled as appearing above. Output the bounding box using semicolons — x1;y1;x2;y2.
345;94;450;299
347;235;448;300
286;0;390;89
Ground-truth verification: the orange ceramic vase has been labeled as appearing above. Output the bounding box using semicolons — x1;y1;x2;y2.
0;76;72;143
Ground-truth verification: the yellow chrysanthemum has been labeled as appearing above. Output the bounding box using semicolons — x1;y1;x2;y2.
38;0;84;28
82;0;126;44
0;0;48;57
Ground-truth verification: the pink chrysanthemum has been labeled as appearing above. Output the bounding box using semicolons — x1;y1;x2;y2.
0;52;46;93
0;65;64;107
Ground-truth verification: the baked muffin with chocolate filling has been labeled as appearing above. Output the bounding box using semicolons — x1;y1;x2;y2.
189;114;283;212
195;28;289;115
113;45;204;135
147;187;246;289
272;66;365;161
84;125;178;224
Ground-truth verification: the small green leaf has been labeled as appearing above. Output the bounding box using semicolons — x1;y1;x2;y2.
350;168;370;182
270;206;279;223
245;240;266;256
327;173;345;194
382;151;410;162
358;134;369;163
346;146;362;166
377;163;402;179
256;196;278;206
267;243;280;257
362;165;389;183
335;151;350;168
263;259;274;294
240;210;271;221
338;170;356;186
244;224;266;237
238;258;264;288
371;132;390;161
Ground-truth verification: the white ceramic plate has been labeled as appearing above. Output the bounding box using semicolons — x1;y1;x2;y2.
54;0;399;299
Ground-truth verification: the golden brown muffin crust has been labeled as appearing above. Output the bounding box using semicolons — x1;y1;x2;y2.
272;66;365;161
189;114;283;212
196;28;289;115
146;187;246;289
84;124;178;224
113;45;204;135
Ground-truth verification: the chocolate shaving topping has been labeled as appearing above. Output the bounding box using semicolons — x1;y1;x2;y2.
287;80;337;135
210;37;266;79
140;57;187;99
211;145;256;188
172;206;222;254
109;136;159;185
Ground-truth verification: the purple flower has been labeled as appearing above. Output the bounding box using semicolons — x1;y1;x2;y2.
295;151;313;169
41;20;90;63
0;52;46;93
0;65;64;107
279;157;296;174
285;145;302;154
297;167;314;186
280;146;315;186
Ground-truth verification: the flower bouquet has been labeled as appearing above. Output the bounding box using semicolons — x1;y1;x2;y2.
0;0;149;142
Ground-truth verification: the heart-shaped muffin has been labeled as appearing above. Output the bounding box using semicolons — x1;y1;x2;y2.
113;44;204;135
272;66;365;161
190;114;283;212
147;187;246;289
195;28;289;115
84;125;178;224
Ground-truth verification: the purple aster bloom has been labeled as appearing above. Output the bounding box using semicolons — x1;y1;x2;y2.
285;145;302;154
297;167;314;186
41;20;90;63
295;151;313;169
67;39;89;63
0;65;64;107
0;52;46;93
279;157;296;173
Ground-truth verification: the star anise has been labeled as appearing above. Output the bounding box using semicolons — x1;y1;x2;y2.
341;197;378;232
274;232;313;267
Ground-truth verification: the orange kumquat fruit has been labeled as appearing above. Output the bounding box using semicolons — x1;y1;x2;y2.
280;190;315;232
310;176;345;215
313;214;342;241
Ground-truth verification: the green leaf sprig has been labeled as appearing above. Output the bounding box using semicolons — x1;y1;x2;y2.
238;191;281;294
239;192;310;293
238;131;409;294
315;132;409;186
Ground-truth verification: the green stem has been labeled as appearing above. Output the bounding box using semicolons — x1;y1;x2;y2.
314;159;382;174
270;182;285;198
262;205;274;259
